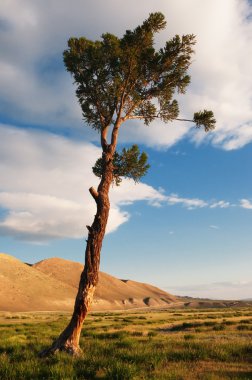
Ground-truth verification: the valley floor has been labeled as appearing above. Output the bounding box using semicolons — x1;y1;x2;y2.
0;307;252;379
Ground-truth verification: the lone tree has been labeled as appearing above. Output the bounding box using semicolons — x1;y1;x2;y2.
40;12;215;356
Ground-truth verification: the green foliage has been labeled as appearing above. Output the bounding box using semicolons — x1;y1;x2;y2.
63;12;216;190
63;12;199;130
93;145;150;185
194;109;216;132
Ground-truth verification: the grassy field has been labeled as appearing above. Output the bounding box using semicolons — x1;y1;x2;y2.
0;307;252;379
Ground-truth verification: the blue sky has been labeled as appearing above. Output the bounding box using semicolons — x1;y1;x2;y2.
0;0;252;299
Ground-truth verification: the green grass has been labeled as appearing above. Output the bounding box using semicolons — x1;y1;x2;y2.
0;308;251;379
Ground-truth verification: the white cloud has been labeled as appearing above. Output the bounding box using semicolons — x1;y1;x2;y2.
210;200;230;208
0;125;165;241
120;119;190;150
1;124;241;242
0;124;248;242
0;192;91;240
209;225;219;230
0;0;251;149
163;194;234;210
240;198;252;209
111;180;167;207
0;125;98;240
166;193;208;209
167;280;252;300
213;123;252;151
183;0;252;150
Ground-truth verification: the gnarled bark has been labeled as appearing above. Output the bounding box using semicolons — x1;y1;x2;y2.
39;150;114;356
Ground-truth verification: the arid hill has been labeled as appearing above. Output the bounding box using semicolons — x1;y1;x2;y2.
0;253;176;312
0;253;76;312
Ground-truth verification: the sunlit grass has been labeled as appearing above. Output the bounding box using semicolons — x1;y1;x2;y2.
0;307;251;379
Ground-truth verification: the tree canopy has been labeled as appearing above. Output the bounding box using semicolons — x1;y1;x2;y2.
63;12;215;184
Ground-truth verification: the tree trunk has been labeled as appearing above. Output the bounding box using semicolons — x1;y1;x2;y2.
39;150;114;356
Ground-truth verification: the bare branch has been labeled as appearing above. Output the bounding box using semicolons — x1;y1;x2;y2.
126;115;146;120
114;60;135;124
126;114;194;122
86;225;93;233
89;186;99;202
175;118;194;122
110;121;121;150
101;126;109;152
122;98;145;122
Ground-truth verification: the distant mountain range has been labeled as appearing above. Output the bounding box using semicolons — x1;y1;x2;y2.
0;253;175;312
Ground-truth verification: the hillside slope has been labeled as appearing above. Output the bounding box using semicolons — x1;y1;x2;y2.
0;253;176;311
0;253;76;311
33;257;176;309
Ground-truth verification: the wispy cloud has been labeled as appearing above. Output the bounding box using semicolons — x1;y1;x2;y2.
166;194;207;209
165;196;233;210
209;225;219;229
240;199;252;209
210;200;230;208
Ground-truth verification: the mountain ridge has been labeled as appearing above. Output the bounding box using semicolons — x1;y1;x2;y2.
0;253;176;312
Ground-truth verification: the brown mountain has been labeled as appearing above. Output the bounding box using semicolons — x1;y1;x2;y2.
0;253;76;312
0;253;176;312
